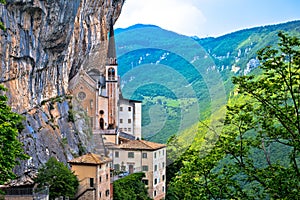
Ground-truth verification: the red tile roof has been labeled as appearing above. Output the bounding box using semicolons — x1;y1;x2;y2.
118;140;166;150
68;152;111;165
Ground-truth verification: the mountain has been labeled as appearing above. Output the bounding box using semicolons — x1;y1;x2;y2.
115;20;300;143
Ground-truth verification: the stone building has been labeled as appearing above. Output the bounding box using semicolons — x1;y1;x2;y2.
107;140;166;200
68;153;112;200
68;23;142;147
69;24;166;199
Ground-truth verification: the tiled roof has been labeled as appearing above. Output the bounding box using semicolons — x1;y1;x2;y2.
119;132;135;140
68;152;111;165
119;140;166;150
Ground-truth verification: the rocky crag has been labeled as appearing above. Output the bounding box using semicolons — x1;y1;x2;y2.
0;0;124;177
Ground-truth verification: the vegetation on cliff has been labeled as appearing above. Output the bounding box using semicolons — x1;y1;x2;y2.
0;85;28;185
167;32;300;199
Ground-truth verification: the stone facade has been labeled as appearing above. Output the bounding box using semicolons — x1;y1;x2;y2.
68;24;142;149
107;140;166;200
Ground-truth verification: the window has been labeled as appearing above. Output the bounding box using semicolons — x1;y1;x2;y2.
128;107;131;111
99;176;102;183
78;91;86;101
128;128;131;132
115;151;119;158
154;178;158;185
128;119;131;123
162;186;165;192
108;67;115;80
154;165;157;171
90;178;94;187
142;179;149;185
90;117;93;128
124;127;127;131
114;164;120;171
120;107;123;111
142;153;147;158
142;165;149;171
106;189;110;197
162;175;165;181
154;190;157;197
154;152;157;159
106;174;109;180
120;119;123;123
121;165;126;171
162;162;165;168
99;192;102;198
162;149;164;156
128;152;134;158
90;99;93;109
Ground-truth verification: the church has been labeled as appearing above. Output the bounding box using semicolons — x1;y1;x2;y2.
68;23;142;145
68;24;166;200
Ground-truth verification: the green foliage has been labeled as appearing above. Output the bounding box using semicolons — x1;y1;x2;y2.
168;32;300;199
34;157;79;199
166;135;186;185
113;172;151;200
0;85;28;185
0;0;6;31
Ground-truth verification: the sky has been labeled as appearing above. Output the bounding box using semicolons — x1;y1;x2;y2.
115;0;300;38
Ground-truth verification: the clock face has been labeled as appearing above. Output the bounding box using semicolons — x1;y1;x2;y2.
78;91;86;101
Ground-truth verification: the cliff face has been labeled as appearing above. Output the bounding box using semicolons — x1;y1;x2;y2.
0;0;124;175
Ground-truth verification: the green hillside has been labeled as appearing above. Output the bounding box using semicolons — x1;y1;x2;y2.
115;20;300;143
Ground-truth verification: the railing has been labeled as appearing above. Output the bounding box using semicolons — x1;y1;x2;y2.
4;187;33;196
93;129;116;135
3;186;49;200
33;186;49;200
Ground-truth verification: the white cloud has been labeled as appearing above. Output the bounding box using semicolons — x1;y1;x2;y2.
115;0;206;36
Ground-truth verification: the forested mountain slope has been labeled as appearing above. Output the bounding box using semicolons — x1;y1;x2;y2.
115;20;300;143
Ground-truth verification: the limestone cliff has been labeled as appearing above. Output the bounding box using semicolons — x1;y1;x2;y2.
0;0;124;176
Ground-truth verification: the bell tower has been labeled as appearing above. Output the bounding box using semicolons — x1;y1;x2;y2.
105;22;119;129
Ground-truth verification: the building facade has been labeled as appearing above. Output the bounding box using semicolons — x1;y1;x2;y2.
107;140;166;200
68;23;142;144
68;153;112;200
69;23;166;199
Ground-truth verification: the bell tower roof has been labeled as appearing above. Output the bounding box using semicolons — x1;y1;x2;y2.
107;20;117;65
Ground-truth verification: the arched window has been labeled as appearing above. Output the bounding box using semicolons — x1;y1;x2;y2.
108;67;115;80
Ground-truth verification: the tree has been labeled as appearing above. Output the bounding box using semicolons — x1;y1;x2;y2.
0;85;28;185
34;157;79;199
113;172;151;200
0;0;6;30
168;32;300;199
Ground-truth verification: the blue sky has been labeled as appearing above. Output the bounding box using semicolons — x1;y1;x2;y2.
115;0;300;38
